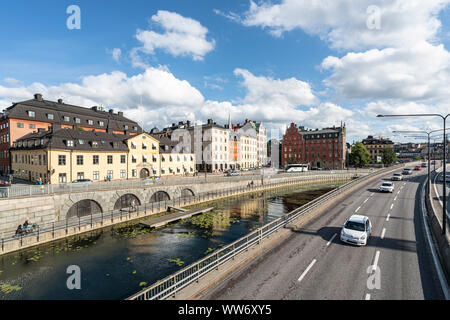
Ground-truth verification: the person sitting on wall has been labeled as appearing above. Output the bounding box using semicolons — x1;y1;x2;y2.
23;219;30;231
15;224;22;236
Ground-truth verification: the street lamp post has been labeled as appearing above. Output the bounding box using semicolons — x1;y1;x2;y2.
393;129;448;198
379;113;450;235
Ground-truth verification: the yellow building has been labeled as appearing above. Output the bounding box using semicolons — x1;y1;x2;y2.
11;128;196;184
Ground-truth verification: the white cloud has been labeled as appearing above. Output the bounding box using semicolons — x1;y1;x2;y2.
241;0;449;50
111;48;122;63
135;10;215;61
321;42;450;102
3;78;21;86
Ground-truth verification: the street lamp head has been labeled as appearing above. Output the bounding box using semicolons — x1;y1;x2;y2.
377;115;385;118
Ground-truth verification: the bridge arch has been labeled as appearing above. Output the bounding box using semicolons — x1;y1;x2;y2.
66;199;103;219
180;188;195;198
149;191;170;203
114;193;141;210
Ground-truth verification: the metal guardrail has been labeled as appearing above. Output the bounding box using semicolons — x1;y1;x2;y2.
0;172;356;251
0;169;375;199
127;164;404;300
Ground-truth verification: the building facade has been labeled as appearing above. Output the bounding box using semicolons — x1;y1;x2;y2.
1;93;142;174
361;135;394;164
282;123;347;169
10;128;195;184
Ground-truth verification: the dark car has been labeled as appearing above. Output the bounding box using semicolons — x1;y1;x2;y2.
72;179;92;183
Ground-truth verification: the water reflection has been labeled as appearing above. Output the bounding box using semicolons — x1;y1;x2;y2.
0;183;337;300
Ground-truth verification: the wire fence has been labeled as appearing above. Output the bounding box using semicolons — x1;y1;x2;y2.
126;164;404;300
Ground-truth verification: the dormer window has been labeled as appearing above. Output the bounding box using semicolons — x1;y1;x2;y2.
75;118;81;124
99;121;104;126
63;116;70;122
28;111;35;118
47;114;54;120
87;119;93;125
92;141;98;148
124;125;129;130
67;140;74;147
133;126;138;131
78;139;85;145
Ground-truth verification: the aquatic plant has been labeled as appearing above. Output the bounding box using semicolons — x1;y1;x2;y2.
167;258;185;267
0;284;22;294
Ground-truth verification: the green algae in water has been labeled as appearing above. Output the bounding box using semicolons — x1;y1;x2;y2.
0;284;22;294
168;258;185;267
139;282;147;287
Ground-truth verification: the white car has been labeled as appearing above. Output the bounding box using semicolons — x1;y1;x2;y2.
379;181;394;193
402;168;413;175
340;215;372;246
391;173;403;181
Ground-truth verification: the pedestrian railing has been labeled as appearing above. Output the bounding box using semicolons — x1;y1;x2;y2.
127;164;404;300
0;169;375;199
0;172;358;253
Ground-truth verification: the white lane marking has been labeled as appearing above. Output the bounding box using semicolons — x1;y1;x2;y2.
370;193;375;197
355;206;361;213
365;293;371;300
386;214;390;222
298;259;317;282
364;198;369;204
372;251;381;272
327;233;337;246
397;190;401;195
390;203;394;210
403;182;406;186
394;196;397;201
381;228;386;239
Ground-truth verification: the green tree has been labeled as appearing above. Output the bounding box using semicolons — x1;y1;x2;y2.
382;148;398;166
349;142;371;167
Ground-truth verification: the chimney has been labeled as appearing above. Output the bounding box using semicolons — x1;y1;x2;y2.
91;106;98;111
172;123;176;127
118;111;123;116
207;119;213;125
57;99;63;104
109;109;114;114
178;121;183;125
34;93;43;101
186;120;191;127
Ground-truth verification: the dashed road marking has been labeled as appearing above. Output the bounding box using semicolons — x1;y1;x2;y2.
394;196;397;201
372;251;381;272
386;214;390;222
365;293;371;300
390;203;394;210
298;259;317;282
327;233;337;246
355;206;361;213
381;228;386;239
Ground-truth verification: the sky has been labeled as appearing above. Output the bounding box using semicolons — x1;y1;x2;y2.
1;0;450;143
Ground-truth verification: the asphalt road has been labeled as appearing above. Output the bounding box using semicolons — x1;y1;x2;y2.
201;165;446;300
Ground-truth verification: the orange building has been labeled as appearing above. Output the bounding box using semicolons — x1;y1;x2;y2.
0;93;142;174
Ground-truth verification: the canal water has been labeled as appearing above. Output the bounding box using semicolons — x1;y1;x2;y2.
0;182;340;300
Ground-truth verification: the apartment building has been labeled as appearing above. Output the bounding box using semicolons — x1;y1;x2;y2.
282;123;347;169
0;93;142;174
10;128;195;184
232;119;267;166
362;135;394;164
170;119;229;172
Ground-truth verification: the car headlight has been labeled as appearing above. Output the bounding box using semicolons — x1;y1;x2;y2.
360;235;366;240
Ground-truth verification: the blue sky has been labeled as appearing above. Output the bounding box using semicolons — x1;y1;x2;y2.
1;1;450;143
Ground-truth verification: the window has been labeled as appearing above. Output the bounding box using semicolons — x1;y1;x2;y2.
121;155;126;164
38;155;42;165
132;155;137;163
58;155;66;166
63;116;70;122
28;111;35;118
133;126;138;131
67;140;74;147
142;155;147;163
107;155;113;164
75;118;81;124
47;114;54;120
17;122;24;128
120;170;126;178
93;155;99;165
87;119;93;125
29;124;36;129
43;155;47;165
107;170;113;179
59;173;67;183
92;141;98;148
131;141;136;149
77;155;83;165
93;171;99;180
124;125;129;130
132;169;137;177
99;121;104;126
77;172;84;180
79;139;85;145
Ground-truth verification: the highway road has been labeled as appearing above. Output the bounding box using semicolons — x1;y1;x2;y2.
201;165;447;300
432;164;450;217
